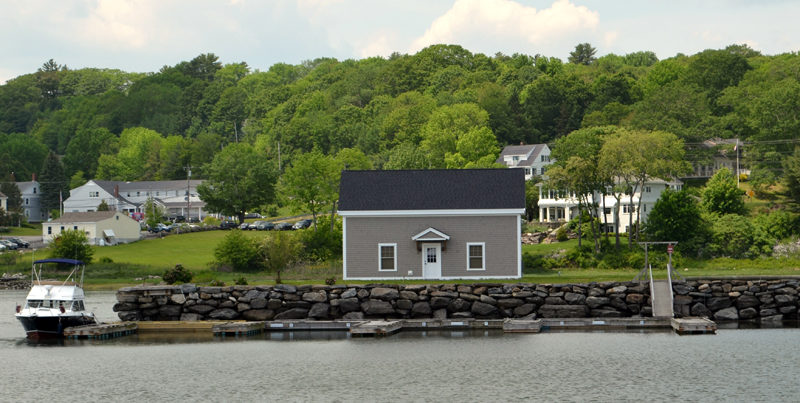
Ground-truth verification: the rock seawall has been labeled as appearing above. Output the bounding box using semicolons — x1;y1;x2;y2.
0;274;28;290
674;279;800;322
114;279;800;322
114;282;653;321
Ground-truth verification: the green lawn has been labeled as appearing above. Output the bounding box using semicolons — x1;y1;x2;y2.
9;226;798;290
2;223;42;236
92;230;271;269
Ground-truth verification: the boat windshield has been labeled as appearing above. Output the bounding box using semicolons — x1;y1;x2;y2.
25;300;81;310
26;300;44;308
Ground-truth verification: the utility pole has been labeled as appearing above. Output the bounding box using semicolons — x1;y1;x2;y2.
735;139;740;188
184;165;193;221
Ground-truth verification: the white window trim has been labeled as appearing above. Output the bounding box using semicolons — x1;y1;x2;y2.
466;242;486;271
378;243;397;272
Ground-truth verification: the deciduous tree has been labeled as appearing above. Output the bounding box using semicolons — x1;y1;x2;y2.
702;167;746;215
280;150;339;229
197;143;278;224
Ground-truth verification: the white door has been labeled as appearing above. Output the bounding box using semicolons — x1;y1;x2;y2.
422;243;441;279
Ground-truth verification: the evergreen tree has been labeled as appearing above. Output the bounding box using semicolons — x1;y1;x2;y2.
0;174;23;226
39;151;69;214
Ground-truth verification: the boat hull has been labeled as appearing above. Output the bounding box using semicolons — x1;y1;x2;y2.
16;315;96;339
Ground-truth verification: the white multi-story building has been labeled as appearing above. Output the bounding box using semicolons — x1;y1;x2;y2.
496;144;553;181
0;191;7;212
537;178;683;233
63;180;207;220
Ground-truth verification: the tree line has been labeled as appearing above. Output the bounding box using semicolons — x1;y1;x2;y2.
1;43;800;222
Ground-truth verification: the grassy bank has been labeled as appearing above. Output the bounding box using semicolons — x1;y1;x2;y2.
3;229;799;290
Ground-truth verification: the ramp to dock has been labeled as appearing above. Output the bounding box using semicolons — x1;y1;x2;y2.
651;279;674;318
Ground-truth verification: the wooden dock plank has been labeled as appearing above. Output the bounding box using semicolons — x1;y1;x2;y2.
63;322;138;339
503;319;542;333
136;320;236;333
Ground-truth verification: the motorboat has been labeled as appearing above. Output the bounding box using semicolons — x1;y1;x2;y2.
15;258;96;339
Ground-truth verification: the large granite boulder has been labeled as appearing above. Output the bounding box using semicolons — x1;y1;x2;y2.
208;308;239;320
361;300;395;315
713;307;739;321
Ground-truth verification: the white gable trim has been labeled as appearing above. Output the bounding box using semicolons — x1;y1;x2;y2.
411;227;451;241
339;208;524;217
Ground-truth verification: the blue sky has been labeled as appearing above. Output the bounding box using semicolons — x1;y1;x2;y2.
2;0;799;83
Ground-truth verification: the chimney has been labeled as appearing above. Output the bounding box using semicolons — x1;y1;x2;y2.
32;173;37;182
114;185;119;197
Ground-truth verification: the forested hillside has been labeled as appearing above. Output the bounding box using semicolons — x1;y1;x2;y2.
1;43;798;191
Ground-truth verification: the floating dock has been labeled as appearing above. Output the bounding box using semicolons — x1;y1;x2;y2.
60;316;717;340
213;321;265;337
350;320;403;337
671;317;717;335
63;322;138;339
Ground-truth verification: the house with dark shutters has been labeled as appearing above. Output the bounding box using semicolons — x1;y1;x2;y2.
338;169;525;280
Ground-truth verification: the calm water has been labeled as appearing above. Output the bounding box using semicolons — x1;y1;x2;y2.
1;290;799;402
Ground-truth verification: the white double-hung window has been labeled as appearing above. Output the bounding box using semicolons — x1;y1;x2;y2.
378;243;397;271
466;242;485;271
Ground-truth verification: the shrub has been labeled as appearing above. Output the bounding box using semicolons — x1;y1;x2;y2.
752;210;800;242
709;214;772;258
208;279;225;286
235;276;248;285
99;256;114;263
556;226;568;242
203;216;221;227
214;230;262;272
298;215;342;261
163;264;193;284
0;253;17;266
261;231;302;283
49;229;93;264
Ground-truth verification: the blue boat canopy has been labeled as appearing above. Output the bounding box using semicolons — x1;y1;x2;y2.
34;258;85;265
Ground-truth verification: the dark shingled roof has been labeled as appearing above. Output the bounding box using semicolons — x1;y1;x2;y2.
338;169;525;211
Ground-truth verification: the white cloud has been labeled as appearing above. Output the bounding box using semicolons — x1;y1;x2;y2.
77;0;158;49
359;34;395;59
409;0;599;53
603;31;619;47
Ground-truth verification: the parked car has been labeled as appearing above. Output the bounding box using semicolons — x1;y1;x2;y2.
172;215;186;223
219;220;238;230
292;219;313;230
247;221;262;230
238;222;250;230
0;243;6;252
9;238;30;248
256;221;275;231
275;222;293;231
244;212;261;219
0;240;18;250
